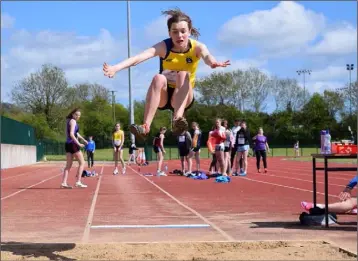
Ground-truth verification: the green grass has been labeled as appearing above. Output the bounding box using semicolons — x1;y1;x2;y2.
45;147;324;161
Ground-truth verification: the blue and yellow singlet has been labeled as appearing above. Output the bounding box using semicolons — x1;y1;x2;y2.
159;38;201;89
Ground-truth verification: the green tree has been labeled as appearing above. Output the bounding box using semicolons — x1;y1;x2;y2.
11;64;69;128
323;90;344;118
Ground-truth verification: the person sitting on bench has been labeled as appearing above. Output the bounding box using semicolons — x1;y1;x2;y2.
301;176;357;214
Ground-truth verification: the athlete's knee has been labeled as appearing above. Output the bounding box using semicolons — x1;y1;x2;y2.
152;74;167;88
177;71;190;81
78;157;85;167
346;198;357;208
177;71;190;77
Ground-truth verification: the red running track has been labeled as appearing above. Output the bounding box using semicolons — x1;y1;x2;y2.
1;158;356;248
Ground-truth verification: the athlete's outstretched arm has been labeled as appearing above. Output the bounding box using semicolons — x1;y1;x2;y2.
197;42;230;69
103;41;166;78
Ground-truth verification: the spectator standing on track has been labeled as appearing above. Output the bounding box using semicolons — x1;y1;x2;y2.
231;120;242;171
112;122;126;175
177;129;193;176
127;142;138;165
61;108;88;189
189;122;202;172
252;127;270;173
294;141;300;157
207;127;218;174
211;118;227;176
85;136;96;175
234;121;251;176
222;120;234;175
153;127;167;176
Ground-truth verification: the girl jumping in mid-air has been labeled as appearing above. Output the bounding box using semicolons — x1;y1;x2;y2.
103;8;230;140
112;122;126;175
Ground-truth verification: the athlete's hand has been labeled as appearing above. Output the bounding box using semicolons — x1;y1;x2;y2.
79;144;85;148
84;140;88;145
103;62;117;78
339;190;351;201
211;60;231;69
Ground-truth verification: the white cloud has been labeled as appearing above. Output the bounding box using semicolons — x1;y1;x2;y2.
197;57;267;78
218;2;325;55
306;81;344;94
310;65;349;81
1;13;15;29
308;22;357;56
144;16;169;42
1;28;136;102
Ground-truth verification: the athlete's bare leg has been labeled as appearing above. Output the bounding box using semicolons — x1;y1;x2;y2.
171;71;193;118
170;71;193;134
143;74;168;128
130;74;168;140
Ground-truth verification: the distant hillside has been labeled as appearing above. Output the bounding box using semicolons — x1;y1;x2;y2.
0;102;23;115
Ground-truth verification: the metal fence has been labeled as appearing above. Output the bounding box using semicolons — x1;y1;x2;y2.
41;139;320;161
1;116;36;146
144;146;320;161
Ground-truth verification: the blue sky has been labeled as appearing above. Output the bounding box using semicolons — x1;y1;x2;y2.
1;1;357;112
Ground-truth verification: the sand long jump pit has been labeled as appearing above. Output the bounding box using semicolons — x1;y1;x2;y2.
1;240;356;260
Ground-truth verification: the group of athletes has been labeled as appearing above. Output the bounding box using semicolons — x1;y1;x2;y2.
151;119;270;177
60;8;356;215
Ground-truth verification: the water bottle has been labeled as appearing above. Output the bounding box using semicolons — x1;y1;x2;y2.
324;130;331;154
164;164;168;173
320;130;327;154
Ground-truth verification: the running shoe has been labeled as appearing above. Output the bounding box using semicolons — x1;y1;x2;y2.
157;171;167;176
61;183;72;189
300;201;313;211
130;123;149;142
75;181;87;188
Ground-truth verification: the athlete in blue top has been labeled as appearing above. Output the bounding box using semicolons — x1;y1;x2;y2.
61;108;88;189
85;136;96;174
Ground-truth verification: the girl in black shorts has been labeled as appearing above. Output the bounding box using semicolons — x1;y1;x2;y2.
222;120;234;175
177;130;192;176
189;122;202;172
153;127;167;176
62;108;88;189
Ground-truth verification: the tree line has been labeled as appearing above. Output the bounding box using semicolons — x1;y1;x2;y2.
1;64;356;148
